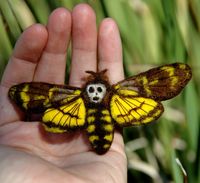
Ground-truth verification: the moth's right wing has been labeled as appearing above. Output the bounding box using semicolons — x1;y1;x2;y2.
116;63;192;101
110;89;164;127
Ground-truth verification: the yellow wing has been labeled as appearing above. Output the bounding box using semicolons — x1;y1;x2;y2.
9;82;86;132
110;63;192;127
110;89;164;127
42;97;86;133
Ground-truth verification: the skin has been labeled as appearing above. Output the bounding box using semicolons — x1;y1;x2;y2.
0;4;126;183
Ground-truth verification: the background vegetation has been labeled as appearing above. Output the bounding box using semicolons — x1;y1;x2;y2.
0;0;199;182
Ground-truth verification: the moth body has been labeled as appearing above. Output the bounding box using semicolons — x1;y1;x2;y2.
8;63;192;154
86;107;114;154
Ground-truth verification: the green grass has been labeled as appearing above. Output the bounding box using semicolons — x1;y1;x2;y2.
0;0;199;182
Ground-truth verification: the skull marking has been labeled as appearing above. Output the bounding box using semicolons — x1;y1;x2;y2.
86;83;107;103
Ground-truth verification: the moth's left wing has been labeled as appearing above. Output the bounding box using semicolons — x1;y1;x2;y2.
115;63;192;101
110;89;164;127
42;97;86;133
9;82;86;133
9;82;82;113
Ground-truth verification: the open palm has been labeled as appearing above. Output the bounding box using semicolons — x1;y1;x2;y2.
0;4;127;183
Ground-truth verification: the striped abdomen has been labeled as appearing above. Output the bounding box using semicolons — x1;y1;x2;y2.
86;108;114;154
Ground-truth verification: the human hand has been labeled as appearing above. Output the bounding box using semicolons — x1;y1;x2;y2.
0;4;126;183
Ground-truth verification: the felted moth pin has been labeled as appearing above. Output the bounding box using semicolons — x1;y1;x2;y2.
8;63;192;154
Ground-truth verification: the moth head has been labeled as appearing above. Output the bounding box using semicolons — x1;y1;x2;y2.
84;70;110;104
86;83;107;103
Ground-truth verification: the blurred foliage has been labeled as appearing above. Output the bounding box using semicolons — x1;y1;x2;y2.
0;0;199;182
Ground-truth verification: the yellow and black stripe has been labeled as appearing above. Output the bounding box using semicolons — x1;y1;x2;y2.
86;107;114;154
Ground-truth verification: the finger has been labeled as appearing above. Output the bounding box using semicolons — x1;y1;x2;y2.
0;24;47;123
34;8;71;84
69;4;97;87
1;24;48;87
98;18;124;84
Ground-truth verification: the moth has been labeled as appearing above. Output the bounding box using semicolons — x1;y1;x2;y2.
8;63;192;154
